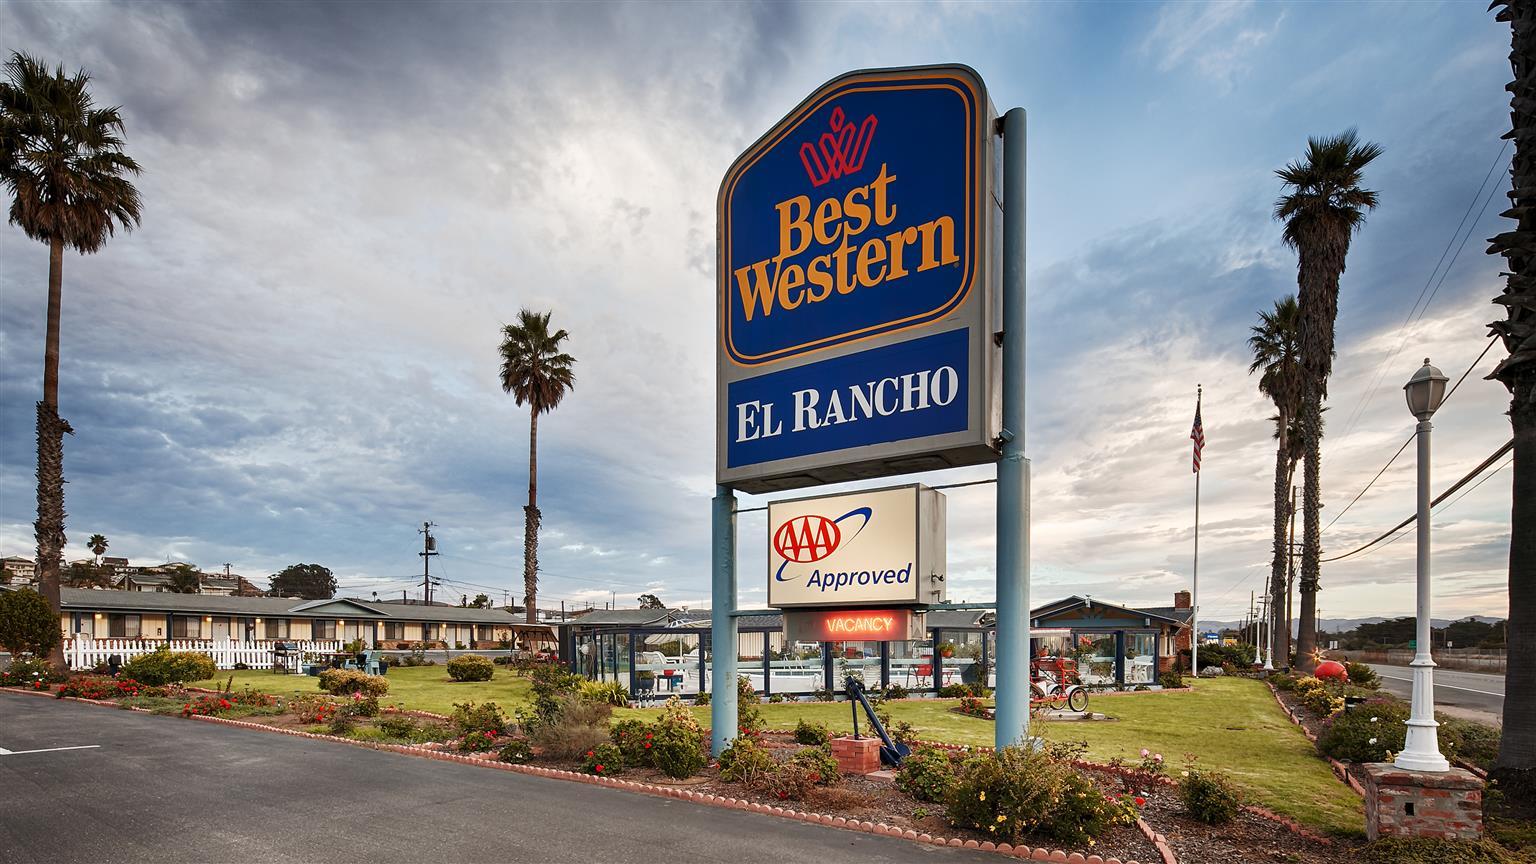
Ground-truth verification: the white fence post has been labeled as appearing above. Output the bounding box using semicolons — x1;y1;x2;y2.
62;637;346;671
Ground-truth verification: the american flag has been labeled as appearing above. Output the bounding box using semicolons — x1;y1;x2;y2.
1190;395;1205;474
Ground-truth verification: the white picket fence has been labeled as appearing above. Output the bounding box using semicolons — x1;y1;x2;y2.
65;638;343;671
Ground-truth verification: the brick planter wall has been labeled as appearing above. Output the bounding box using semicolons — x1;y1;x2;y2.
1362;763;1483;841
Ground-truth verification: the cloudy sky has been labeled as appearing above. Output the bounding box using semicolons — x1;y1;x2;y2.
0;1;1517;622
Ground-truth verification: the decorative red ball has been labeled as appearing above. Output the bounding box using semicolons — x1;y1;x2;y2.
1315;659;1348;681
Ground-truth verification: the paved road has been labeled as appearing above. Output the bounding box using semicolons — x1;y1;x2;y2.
1368;663;1504;723
0;695;982;864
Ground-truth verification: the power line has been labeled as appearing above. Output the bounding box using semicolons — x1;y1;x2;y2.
1321;335;1501;536
1324;456;1512;564
1338;141;1511;439
1322;438;1514;563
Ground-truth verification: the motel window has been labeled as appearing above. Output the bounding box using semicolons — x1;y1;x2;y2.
172;617;193;638
108;614;141;639
423;623;440;641
476;625;494;642
383;622;404;641
312;620;336;640
264;619;289;640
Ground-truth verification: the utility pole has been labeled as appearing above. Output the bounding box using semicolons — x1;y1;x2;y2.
419;522;438;605
223;563;232;578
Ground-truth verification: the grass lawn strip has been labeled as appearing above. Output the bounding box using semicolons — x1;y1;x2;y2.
189;666;533;716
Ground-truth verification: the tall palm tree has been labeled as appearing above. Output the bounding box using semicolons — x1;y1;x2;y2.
1489;0;1535;792
1248;295;1303;668
499;309;576;625
1275;129;1382;672
0;52;142;668
87;533;107;565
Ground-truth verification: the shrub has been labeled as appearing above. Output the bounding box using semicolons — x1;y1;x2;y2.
459;729;500;752
736;676;764;735
650;696;708;779
1270;671;1300;691
1346;661;1381;689
318;668;390;696
578;743;625;775
938;683;971;698
1179;763;1242;825
761;762;818;801
1158;671;1185;689
896;746;958;802
377;714;419;739
446;654;495;682
496;736;533;763
812;686;836;702
119;647;217;686
450;701;507;735
883;683;910;700
791;745;841;786
611;718;654;766
527;664;584;728
889;720;919;745
945;746;1135;846
956;695;989;717
1440;717;1501;770
693;691;710;706
1297;681;1346;717
291;694;342;724
1320;701;1408;763
1;656;64;687
528;693;612;761
182;694;234;717
579;679;630;707
56;676;150;700
718;736;775;785
341;693;381;717
0;588;61;657
1350;837;1524;864
327;712;357;736
794;719;830;747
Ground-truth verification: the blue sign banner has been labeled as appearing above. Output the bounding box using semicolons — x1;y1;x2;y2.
719;70;982;367
727;328;969;468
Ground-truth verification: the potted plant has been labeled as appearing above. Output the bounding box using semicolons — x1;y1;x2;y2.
936;641;956;659
635;670;656;693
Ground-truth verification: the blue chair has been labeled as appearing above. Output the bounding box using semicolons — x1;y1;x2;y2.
363;651;382;676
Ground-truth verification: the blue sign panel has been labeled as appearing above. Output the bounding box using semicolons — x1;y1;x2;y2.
717;65;998;493
727;329;969;468
719;69;983;368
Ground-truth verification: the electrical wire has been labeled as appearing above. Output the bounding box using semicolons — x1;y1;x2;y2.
1338;141;1511;439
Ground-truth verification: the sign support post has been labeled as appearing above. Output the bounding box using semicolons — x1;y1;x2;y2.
994;106;1030;749
710;484;738;756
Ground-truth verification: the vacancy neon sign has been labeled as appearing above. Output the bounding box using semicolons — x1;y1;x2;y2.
792;609;913;642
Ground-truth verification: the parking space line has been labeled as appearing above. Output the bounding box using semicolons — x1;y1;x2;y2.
0;745;101;756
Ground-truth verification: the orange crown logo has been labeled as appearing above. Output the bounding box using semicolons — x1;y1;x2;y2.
799;106;877;188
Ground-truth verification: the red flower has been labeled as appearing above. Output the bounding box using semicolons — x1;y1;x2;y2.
1135;797;1145;806
645;733;652;739
595;765;604;773
644;742;651;749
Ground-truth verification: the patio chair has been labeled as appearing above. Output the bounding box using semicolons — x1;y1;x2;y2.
362;650;382;676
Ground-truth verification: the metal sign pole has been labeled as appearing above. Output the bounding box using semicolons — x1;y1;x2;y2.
994;106;1030;749
709;484;738;756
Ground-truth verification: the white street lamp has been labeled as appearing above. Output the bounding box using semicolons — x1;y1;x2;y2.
1395;358;1449;773
1261;593;1274;671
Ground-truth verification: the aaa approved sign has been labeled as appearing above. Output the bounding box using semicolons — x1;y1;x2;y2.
767;484;946;608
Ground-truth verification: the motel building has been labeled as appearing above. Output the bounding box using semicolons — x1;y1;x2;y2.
562;591;1194;700
40;587;554;658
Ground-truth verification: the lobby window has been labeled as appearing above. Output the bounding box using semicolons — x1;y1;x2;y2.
312;620;336;640
383;622;404;641
264;619;289;640
108;614;141;639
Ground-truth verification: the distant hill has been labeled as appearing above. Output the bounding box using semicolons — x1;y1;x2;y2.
1194;615;1503;634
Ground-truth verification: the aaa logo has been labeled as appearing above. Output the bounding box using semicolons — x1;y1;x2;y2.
773;507;872;578
799;106;877;188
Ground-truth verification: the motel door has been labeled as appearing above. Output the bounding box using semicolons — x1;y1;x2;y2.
211;617;231;641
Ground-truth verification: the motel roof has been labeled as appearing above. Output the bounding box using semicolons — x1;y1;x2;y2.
56;587;529;624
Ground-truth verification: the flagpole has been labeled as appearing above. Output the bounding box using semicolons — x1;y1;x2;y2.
1191;385;1201;677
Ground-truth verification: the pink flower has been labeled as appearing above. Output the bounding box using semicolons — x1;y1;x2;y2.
1140;748;1149;758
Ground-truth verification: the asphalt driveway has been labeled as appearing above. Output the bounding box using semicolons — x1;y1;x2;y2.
0;694;977;864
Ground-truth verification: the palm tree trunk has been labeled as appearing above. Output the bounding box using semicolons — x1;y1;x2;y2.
1294;390;1324;672
36;237;68;669
523;405;540;625
1269;413;1292;669
1498;383;1536;781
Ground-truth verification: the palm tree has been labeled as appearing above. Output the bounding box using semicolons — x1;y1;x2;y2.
0;52;142;667
1248;295;1302;668
1275;129;1382;672
87;533;107;565
499;309;576;625
165;564;201;594
1489;0;1535;793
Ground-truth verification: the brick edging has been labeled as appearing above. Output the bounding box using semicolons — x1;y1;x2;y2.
4;690;1140;864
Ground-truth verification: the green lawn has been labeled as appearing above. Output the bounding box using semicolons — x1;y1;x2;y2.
192;669;1360;837
189;666;533;716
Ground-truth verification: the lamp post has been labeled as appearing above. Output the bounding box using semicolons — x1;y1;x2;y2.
1395;358;1450;773
1261;593;1274;671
